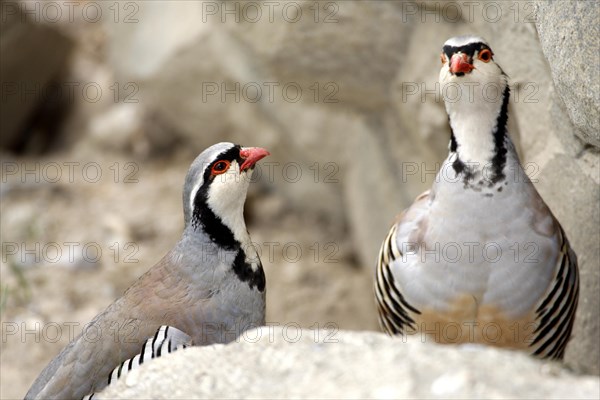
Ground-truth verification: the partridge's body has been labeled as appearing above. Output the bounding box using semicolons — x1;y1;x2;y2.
26;143;270;399
375;36;579;359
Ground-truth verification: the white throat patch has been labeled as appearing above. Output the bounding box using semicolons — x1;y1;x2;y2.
439;58;507;167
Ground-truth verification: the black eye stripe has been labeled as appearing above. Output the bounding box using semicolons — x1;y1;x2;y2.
202;145;243;182
191;143;244;247
443;42;491;60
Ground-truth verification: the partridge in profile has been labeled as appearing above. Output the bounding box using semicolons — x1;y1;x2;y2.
375;36;579;359
26;142;270;399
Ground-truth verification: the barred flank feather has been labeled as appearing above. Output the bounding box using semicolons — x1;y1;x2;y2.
375;223;420;335
82;326;191;400
531;228;579;360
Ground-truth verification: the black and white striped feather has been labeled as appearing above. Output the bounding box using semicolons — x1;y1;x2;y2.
375;223;420;335
82;325;191;400
530;227;579;360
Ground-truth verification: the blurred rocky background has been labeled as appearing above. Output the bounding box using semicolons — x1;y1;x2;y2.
1;1;598;398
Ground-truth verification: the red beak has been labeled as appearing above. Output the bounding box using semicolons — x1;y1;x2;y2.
240;147;270;171
450;53;474;75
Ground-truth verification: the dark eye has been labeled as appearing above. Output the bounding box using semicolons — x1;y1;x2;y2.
211;160;230;175
478;49;492;62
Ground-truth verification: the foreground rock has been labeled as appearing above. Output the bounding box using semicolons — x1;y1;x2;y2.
99;328;599;399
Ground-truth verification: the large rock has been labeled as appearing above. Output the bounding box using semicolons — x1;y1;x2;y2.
99;328;599;399
535;0;600;147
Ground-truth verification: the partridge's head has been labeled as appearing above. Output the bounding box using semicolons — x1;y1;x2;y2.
439;35;508;110
439;35;505;84
183;142;269;233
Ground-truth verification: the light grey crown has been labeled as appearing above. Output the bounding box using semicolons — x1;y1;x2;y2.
443;34;488;47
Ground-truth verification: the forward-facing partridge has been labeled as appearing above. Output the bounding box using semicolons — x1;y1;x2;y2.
26;142;270;399
375;36;579;359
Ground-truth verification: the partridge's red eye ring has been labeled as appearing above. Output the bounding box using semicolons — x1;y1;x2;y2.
211;160;230;175
478;49;492;62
